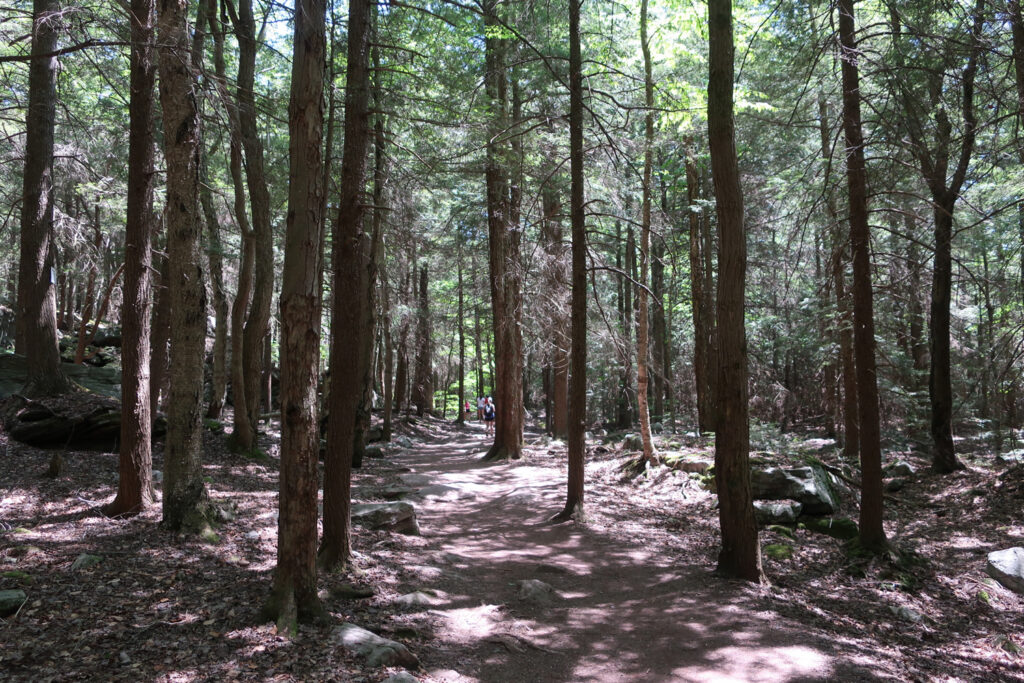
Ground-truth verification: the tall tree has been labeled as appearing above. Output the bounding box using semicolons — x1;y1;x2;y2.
481;0;524;462
17;0;72;397
888;0;985;473
411;264;432;415
708;0;763;582
635;0;656;464
320;0;373;570
838;0;886;551
265;0;327;629
157;0;210;531
554;0;586;522
103;0;156;517
227;0;276;453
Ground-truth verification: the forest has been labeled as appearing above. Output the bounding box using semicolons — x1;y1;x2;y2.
1;0;1023;679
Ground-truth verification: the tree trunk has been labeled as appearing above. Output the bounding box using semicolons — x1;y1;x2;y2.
157;0;210;532
412;265;432;416
17;0;71;397
199;150;229;419
230;0;275;452
541;186;569;439
104;0;156;517
482;0;523;462
687;148;714;433
149;249;171;420
635;0;656;464
265;0;327;628
457;254;466;424
839;0;886;552
320;0;372;571
554;0;586;522
708;0;763;582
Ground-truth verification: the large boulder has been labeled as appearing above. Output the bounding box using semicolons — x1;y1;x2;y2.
332;623;419;668
351;502;420;535
753;500;802;525
750;465;839;515
986;547;1024;594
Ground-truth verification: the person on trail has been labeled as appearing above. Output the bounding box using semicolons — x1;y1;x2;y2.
483;396;496;434
477;396;485;421
464;399;472;420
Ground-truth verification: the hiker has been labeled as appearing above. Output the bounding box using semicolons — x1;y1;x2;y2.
477;395;485;421
464;399;472;419
483;396;496;434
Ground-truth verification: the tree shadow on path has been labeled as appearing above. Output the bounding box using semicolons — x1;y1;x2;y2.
375;428;892;682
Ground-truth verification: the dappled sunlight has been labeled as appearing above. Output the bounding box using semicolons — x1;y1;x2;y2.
669;645;831;682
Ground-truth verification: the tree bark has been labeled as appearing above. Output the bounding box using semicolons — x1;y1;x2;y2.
320;0;372;571
482;0;523;462
412;265;432;416
157;0;210;532
636;0;656;464
229;0;275;453
554;0;586;522
838;0;886;552
708;0;763;582
17;0;72;397
265;0;327;629
104;0;156;517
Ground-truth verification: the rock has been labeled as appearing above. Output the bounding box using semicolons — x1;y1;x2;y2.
889;605;924;623
364;445;385;459
0;589;27;616
398;473;432;487
515;579;561;605
394;436;414;449
393;590;444;607
753;500;802;525
884;478;906;492
331;583;375;600
244;531;260;540
383;673;420;683
652;422;664;434
366;427;384;443
885;460;916;477
762;543;793;560
622;434;642;451
416;484;475;502
351;502;420;535
663;454;713;474
802;516;858;541
332;623;419;668
750;465;839;515
70;553;103;571
380;486;416;500
986;547;1024;594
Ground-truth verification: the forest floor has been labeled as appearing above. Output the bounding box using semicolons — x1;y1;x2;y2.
1;414;1023;682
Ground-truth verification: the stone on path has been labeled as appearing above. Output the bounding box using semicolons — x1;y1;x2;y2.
380;485;417;500
753;500;802;526
750;465;839;515
351;502;420;535
802;516;858;541
885;460;916;478
398;473;432;487
332;623;419;668
0;589;27;616
986;547;1024;594
394;590;445;607
515;579;561;605
416;484;475;502
662;453;713;474
382;673;420;683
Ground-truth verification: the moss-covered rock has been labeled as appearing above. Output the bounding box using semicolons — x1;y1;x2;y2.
803;516;859;541
763;543;794;560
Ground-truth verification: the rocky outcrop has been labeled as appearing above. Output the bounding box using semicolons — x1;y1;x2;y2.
986;547;1024;594
351;502;420;535
750;465;839;515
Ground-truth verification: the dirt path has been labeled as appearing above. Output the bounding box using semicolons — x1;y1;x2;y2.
372;426;889;682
